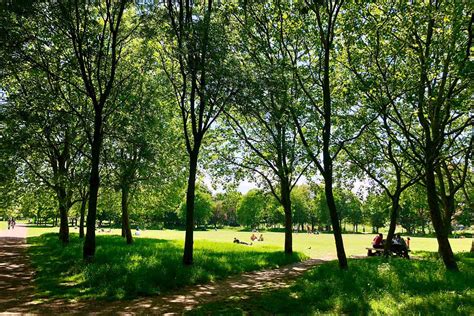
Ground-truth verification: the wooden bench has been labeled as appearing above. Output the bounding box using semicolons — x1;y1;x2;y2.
366;247;384;256
366;247;411;258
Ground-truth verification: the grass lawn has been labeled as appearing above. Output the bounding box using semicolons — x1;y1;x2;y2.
27;225;473;258
0;221;7;231
27;225;60;236
190;252;474;315
27;233;305;301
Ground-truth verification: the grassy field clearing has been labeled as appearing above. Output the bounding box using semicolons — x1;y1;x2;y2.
28;233;304;300
25;225;473;258
19;224;474;307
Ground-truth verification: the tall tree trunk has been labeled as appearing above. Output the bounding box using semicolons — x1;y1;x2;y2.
183;151;198;265
121;212;126;237
79;196;87;238
322;43;348;269
384;192;401;255
438;195;455;254
57;187;69;244
325;182;348;269
436;164;456;237
280;177;293;254
121;184;133;244
426;158;458;271
443;196;455;236
83;112;103;260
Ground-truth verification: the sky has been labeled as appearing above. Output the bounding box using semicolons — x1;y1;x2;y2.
204;173;371;199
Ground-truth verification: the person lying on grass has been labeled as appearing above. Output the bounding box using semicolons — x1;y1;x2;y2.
233;237;252;245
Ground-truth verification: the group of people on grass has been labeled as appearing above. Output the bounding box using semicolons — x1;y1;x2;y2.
234;233;264;246
7;217;16;230
371;233;410;258
251;233;264;242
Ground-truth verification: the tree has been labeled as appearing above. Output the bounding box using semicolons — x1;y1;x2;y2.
157;0;238;264
292;185;312;231
215;190;242;226
283;0;350;269
54;0;135;259
103;40;183;244
179;185;213;227
341;1;429;252
209;200;225;228
315;190;331;231
350;1;471;270
336;189;363;232
214;1;310;254
436;140;472;235
0;55;88;244
237;189;266;229
0;1;97;243
363;192;388;233
399;185;431;235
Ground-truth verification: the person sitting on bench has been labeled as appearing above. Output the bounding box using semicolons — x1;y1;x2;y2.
367;233;384;256
391;234;409;258
372;233;383;249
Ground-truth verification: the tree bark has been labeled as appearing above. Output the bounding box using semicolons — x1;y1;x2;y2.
437;165;456;236
121;184;133;244
425;158;458;271
384;192;401;255
183;151;198;265
321;37;348;269
280;177;293;254
83;111;103;260
79;196;87;238
325;182;348;269
57;187;69;244
442;195;455;236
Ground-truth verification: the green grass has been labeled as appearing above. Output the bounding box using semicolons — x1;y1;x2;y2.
0;221;7;231
27;233;305;301
26;225;473;258
191;253;474;315
27;225;60;236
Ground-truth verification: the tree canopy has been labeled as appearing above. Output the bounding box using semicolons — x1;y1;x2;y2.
0;0;472;271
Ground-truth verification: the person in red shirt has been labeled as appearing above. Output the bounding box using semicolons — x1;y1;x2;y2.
372;233;383;249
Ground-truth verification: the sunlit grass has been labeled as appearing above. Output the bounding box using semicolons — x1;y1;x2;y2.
27;225;60;236
191;253;474;315
26;225;473;258
0;220;7;231
27;233;306;301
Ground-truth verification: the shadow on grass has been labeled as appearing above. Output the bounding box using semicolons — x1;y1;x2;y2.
27;233;305;301
190;253;474;315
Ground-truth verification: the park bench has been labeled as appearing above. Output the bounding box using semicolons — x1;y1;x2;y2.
366;247;410;259
366;247;384;257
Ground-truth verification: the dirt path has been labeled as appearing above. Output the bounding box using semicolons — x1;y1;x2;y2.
0;227;331;314
0;224;38;313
